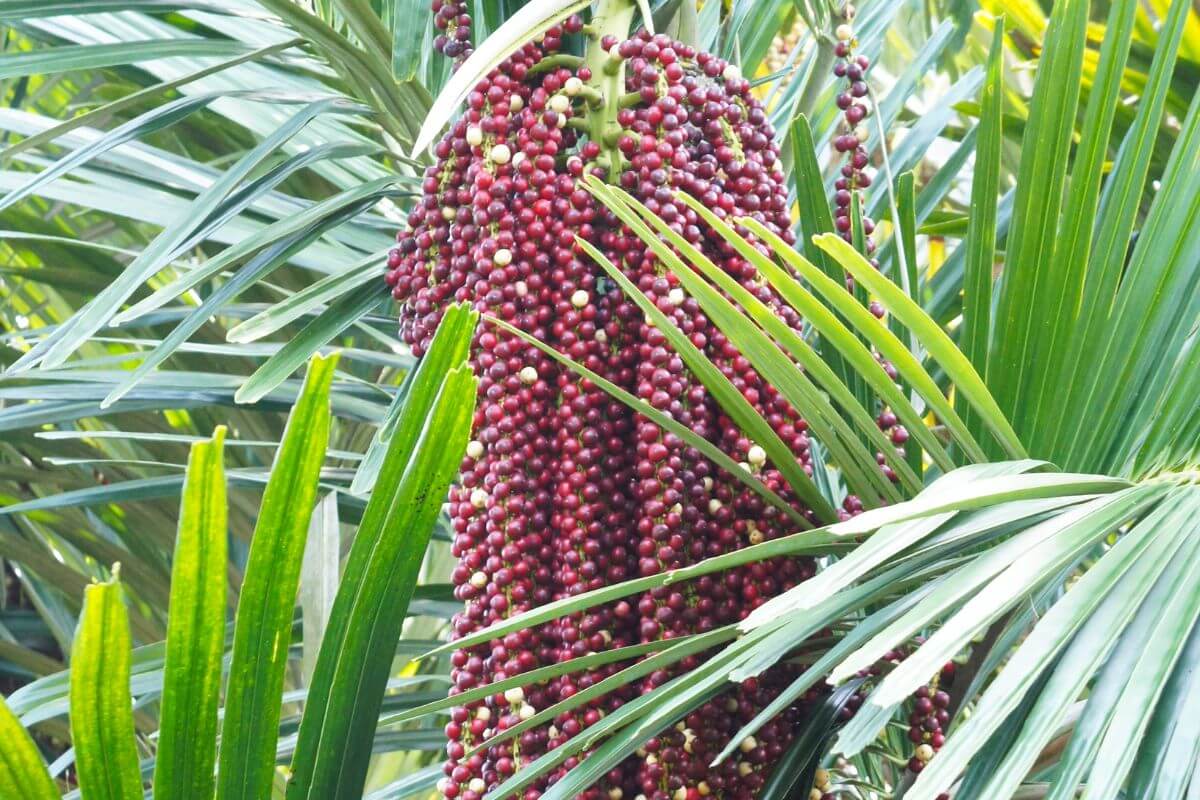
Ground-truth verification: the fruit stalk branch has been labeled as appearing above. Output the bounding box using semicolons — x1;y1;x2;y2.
582;0;637;177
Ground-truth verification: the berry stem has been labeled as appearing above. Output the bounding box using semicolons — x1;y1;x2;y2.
582;0;637;178
526;53;585;75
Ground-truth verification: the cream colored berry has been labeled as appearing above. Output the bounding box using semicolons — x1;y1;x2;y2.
836;23;854;41
470;488;488;508
519;366;538;384
493;247;513;266
469;571;488;588
489;143;511;164
466;440;484;459
503;686;525;704
571;290;589;308
549;94;570;114
667;287;685;305
466;126;483;146
747;444;767;466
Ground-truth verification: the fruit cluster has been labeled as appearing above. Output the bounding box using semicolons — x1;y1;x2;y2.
906;662;956;777
830;6;876;262
432;0;473;61
388;11;831;799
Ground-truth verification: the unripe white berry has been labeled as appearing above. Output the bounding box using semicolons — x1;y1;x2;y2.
549;94;570;114
571;290;589;308
509;95;524;112
667;287;685;305
466;126;483;146
722;64;742;81
489;143;511;164
493;247;513;266
564;77;583;96
466;440;484;459
519;366;538;384
470;488;488;508
739;736;757;752
748;444;767;465
836;23;854;41
469;570;488;588
503;686;525;704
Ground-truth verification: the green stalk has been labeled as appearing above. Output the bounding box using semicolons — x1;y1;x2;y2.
582;0;637;178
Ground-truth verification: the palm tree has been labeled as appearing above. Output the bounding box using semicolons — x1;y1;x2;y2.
0;0;1198;798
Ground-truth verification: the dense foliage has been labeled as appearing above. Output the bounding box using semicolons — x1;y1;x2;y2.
0;0;1198;799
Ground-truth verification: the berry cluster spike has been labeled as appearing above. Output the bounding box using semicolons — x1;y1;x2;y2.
432;0;473;62
390;6;837;796
830;4;877;262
